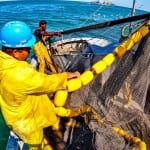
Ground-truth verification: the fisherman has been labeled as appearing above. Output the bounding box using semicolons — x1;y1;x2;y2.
33;20;62;73
34;20;61;43
0;21;80;150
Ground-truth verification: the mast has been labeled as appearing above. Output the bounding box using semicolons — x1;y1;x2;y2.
131;0;136;17
129;0;136;34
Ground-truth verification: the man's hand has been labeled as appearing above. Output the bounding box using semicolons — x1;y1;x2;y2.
54;32;62;37
66;71;80;79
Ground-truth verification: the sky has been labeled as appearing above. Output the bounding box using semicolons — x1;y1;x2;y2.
71;0;150;12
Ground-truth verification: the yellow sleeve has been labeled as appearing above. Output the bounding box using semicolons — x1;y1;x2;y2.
4;63;68;95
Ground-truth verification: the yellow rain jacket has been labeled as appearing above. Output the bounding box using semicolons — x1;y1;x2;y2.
0;51;67;145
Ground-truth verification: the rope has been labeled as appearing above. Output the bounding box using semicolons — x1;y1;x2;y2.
78;5;103;28
68;105;147;150
67;5;103;39
121;21;143;38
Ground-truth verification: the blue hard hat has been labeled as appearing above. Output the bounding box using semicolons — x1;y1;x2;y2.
0;21;36;48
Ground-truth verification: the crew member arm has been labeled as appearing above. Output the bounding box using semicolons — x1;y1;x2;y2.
41;31;62;37
8;64;68;95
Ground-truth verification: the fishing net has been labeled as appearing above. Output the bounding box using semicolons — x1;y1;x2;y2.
49;15;150;150
65;35;150;149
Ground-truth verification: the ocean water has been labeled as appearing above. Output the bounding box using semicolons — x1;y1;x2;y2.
0;0;148;149
0;0;147;33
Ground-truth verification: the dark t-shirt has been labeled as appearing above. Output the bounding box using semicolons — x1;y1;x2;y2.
34;28;44;42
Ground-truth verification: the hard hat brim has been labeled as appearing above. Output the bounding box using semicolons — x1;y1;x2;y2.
0;35;36;48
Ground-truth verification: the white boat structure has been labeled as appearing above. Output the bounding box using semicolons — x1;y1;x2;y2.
51;37;118;72
92;0;100;3
102;0;113;5
91;0;113;5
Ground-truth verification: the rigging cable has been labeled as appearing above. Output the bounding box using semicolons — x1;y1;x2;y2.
67;4;104;39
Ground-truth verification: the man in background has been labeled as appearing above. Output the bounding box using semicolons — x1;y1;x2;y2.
34;20;62;73
34;20;61;43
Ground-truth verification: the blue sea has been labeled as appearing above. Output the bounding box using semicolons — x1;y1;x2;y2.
0;0;148;40
0;0;148;149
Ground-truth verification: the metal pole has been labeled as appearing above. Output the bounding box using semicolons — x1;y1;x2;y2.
131;0;136;17
129;0;136;34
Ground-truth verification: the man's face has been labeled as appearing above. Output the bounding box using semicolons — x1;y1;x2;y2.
12;48;30;61
41;23;47;30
